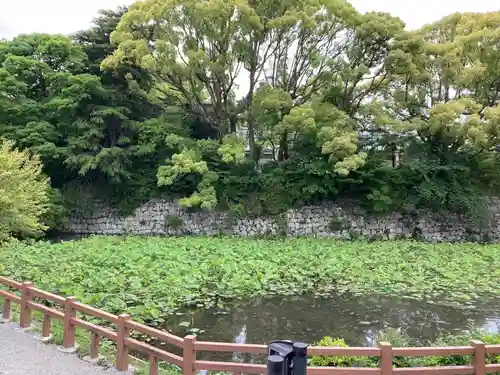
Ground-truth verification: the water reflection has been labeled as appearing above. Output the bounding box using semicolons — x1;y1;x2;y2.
167;294;500;348
232;324;247;362
483;318;500;334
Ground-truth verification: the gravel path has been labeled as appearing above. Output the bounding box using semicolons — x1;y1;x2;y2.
0;322;132;375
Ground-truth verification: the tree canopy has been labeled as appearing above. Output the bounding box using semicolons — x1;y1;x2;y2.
1;3;500;231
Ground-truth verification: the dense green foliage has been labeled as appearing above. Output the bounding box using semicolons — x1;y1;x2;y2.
1;4;500;228
310;331;500;368
1;236;499;325
0;140;52;241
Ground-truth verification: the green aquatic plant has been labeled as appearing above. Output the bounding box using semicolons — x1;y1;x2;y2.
1;236;500;326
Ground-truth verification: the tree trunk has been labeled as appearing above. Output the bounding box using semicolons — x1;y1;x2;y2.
278;132;289;161
246;66;258;163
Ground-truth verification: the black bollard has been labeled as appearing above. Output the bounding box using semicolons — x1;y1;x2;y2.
268;355;285;375
292;342;308;375
268;340;308;375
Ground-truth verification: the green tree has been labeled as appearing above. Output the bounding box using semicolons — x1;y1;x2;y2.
0;140;51;241
4;4;500;222
383;12;500;154
0;17;189;214
70;8;192;211
355;11;500;218
0;34;88;186
103;0;399;209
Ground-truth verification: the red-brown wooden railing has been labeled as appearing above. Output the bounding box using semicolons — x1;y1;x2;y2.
1;276;500;375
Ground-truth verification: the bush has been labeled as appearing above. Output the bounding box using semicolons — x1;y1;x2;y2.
41;188;69;232
328;216;350;232
309;337;373;367
164;214;184;229
310;330;500;368
0;140;52;241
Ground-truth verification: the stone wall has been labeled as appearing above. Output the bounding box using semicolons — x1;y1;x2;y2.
64;198;500;242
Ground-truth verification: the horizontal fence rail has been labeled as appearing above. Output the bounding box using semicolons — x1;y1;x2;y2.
1;276;500;375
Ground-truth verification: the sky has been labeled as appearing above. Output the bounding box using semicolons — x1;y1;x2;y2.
1;0;499;40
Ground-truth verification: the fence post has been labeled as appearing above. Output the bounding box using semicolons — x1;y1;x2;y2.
183;335;197;375
379;342;393;375
149;356;159;375
2;298;11;322
63;296;77;350
116;314;131;371
472;340;486;375
19;281;33;328
41;314;52;341
90;332;100;360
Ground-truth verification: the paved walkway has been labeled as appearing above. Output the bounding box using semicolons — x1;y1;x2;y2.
0;323;132;375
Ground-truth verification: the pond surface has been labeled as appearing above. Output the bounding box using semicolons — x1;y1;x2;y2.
165;294;500;348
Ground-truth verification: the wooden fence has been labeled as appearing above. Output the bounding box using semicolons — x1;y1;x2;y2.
0;276;499;375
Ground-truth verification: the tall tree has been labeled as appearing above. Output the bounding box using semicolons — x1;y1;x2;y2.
103;0;402;208
358;11;500;217
0;34;88;182
0;12;186;192
382;12;500;153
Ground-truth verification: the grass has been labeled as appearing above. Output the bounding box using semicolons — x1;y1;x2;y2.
1;235;500;327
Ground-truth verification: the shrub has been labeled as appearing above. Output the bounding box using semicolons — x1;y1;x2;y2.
328;216;349;232
41;188;69;232
164;214;184;229
309;337;373;367
0;140;52;241
310;330;500;369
